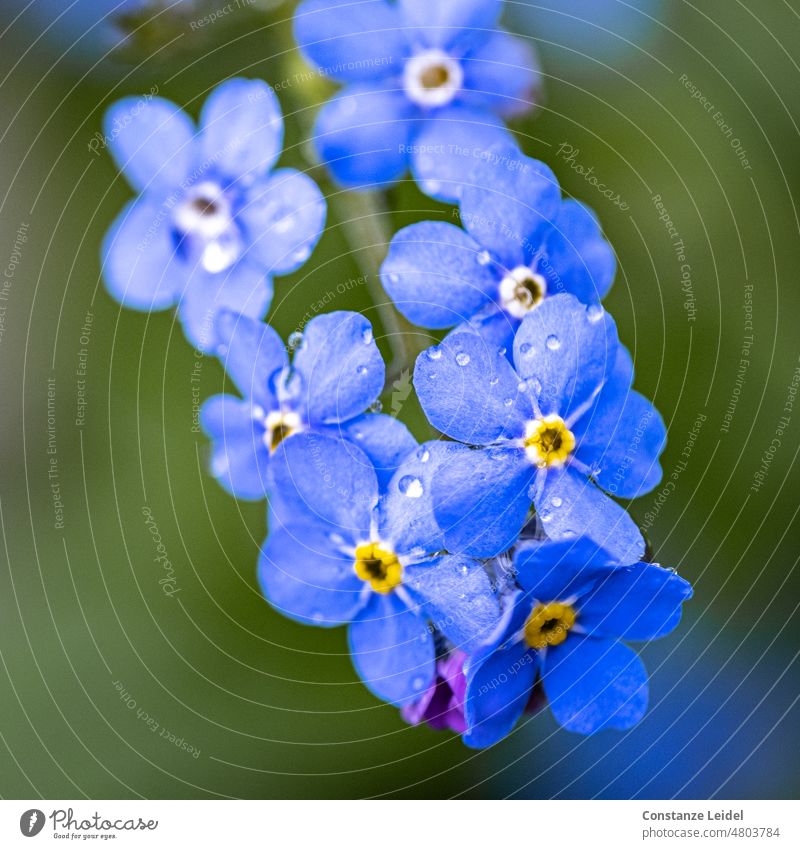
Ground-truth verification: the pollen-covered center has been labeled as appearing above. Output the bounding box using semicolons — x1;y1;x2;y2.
524;602;576;649
499;266;548;318
354;542;402;594
263;410;302;454
524;415;576;468
173;180;241;273
403;49;463;108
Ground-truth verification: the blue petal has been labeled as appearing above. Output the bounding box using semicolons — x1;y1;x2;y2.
541;201;616;303
535;465;645;564
104;96;195;195
578;564;693;641
414;332;532;444
213;310;288;410
199;78;283;183
408;107;514;202
513;294;619;420
431;444;535;557
379;441;460;555
313;83;415;188
268;433;377;537
101;198;188;311
238;168;326;276
458;143;561;267
463;597;539;748
398;0;502;51
348;592;435;706
200;395;270;500
513;536;625;600
331;413;417;492
381;221;498;329
258;520;365;627
448;304;519;356
543;635;648;734
462;30;541;117
294;0;406;82
405;554;500;651
577;386;667;499
177;260;273;353
292;311;385;425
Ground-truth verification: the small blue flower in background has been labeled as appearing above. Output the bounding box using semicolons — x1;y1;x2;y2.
260;433;500;706
463;536;692;746
101;78;326;351
201;309;416;499
294;0;541;199
381;143;616;352
414;294;666;563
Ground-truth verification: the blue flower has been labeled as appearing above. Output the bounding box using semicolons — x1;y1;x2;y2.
260;434;501;706
463;536;693;746
414;294;666;563
201;310;415;499
381;143;615;352
101;78;326;351
294;0;541;199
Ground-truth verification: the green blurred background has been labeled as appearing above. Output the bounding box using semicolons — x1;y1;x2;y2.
1;0;798;799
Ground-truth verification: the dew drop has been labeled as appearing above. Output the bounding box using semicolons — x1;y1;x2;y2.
489;376;499;386
455;352;471;366
546;334;561;351
517;381;527;392
503;397;513;407
519;342;532;356
398;475;424;498
416;447;430;463
287;331;304;351
369;399;383;413
476;249;491;266
497;346;507;356
539;508;552;523
361;327;373;345
426;347;443;360
387;273;400;285
587;303;605;323
550;496;563;508
356;365;368;377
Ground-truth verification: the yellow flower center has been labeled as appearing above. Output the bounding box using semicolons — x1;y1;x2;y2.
353;542;402;594
523;415;575;468
264;410;302;454
524;602;576;650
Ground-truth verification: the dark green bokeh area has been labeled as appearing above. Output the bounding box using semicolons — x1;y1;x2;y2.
1;0;798;799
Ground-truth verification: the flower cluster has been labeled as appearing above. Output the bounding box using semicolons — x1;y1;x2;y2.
100;0;692;746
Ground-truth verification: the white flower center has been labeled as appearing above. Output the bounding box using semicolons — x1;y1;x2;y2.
498;266;548;318
260;409;303;453
174;181;241;273
403;49;463;108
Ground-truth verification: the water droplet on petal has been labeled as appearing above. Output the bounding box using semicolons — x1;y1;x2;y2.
388;273;400;285
587;303;605;322
361;327;373;345
416;447;430;463
369;399;383;413
426;347;442;360
460;564;469;576
539;508;552;522
550;496;563;508
497;346;507;356
356;365;368;377
546;334;560;351
519;342;532;356
517;381;527;392
503;397;513;407
398;475;424;498
477;249;491;266
455;352;471;366
489;376;499;386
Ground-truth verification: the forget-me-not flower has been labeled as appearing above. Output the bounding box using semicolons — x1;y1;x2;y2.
294;0;541;199
260;434;500;706
102;78;326;351
414;294;666;563
463;536;692;746
381;143;615;352
201;309;415;499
